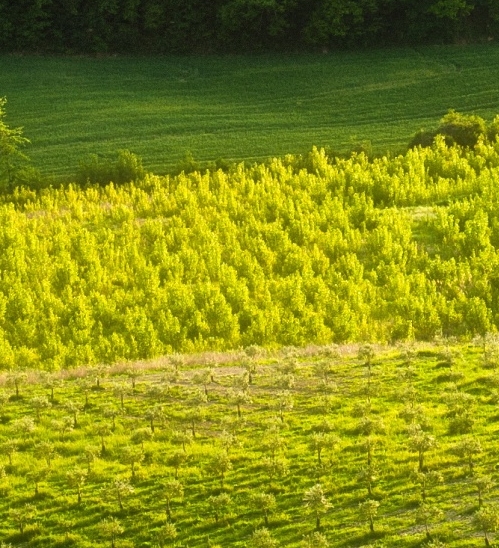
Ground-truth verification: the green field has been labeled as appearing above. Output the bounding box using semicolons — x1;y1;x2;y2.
1;342;499;547
2;44;499;179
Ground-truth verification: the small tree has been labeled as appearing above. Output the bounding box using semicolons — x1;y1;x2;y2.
475;475;493;508
416;502;443;540
262;429;286;463
163;479;184;521
145;404;165;433
156;522;177;547
10;503;36;534
1;438;18;466
27;466;49;496
104;478;134;511
171;430;193;453
66;468;88;504
168;451;187;479
113;381;129;410
208;492;232;523
358;464;379;497
99;517;124;548
52;416;74;441
303;484;331;530
64;400;81;429
11;416;36;440
207;452;232;488
408;425;436;472
309;432;340;466
6;371;28;399
453;436;482;475
412;470;443;502
230;389;252;418
251;527;279;548
261;456;289;486
35;441;57;468
125;367;140;391
121;445;144;479
359;499;380;534
473;505;499;547
30;395;51;422
131;427;153;450
96;423;112;454
275;391;294;422
82;445;99;473
250;492;277;526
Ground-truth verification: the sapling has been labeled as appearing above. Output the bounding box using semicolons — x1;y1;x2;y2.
359;499;380;533
98;517;124;548
30;395;51;422
64;400;81;428
416;502;443;540
121;445;144;478
473;505;499;547
475;475;493;508
171;429;193;452
309;432;340;466
10;503;36;534
35;440;56;468
131;427;153;450
250;492;277;526
230;389;252;418
358;464;379;497
208;492;232;523
251;527;279;548
408;425;436;472
207;452;232;488
168;451;187;479
275;390;294;422
104;478;134;510
453;436;482;475
261;456;289;486
66;468;88;504
156;522;177;547
303;484;331;530
145;404;165;433
411;470;443;502
163;479;184;521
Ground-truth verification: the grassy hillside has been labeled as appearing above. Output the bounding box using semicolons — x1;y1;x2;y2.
2;44;499;179
0;341;499;547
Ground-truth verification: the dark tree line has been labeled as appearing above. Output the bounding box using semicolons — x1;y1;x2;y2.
0;0;498;54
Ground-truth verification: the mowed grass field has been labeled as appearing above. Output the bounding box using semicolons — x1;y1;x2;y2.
2;44;499;179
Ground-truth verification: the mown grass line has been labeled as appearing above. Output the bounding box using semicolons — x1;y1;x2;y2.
2;44;499;180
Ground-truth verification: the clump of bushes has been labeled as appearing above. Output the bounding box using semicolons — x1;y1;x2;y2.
76;149;145;186
409;110;499;149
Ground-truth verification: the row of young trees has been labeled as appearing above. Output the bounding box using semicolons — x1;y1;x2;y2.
0;342;498;546
0;0;498;54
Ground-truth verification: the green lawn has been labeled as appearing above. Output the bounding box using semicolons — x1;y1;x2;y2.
2;44;499;180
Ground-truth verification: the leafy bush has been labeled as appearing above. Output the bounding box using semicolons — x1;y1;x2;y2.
76;150;145;186
409;110;487;149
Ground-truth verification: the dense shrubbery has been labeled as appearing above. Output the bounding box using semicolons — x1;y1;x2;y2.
409;110;496;148
0;0;498;54
2;136;499;367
